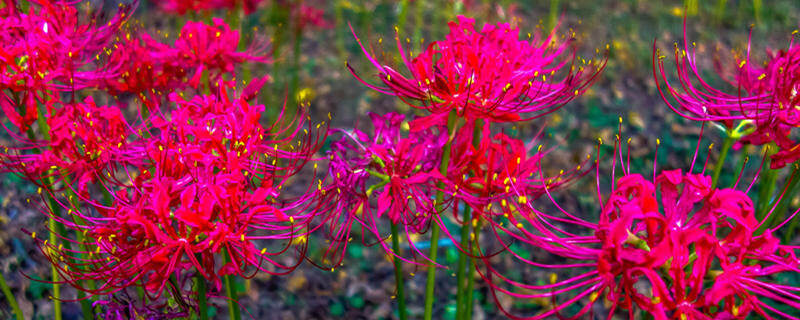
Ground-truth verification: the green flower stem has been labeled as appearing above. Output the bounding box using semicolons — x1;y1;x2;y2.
390;223;407;320
32;103;63;320
457;120;483;319
333;1;347;59
48;213;62;320
753;0;762;25
767;162;800;238
195;271;208;320
365;168;389;181
714;0;728;24
685;0;699;16
462;119;487;320
36;103;95;319
548;0;560;30
454;204;470;319
711;131;734;189
463;219;481;320
267;2;289;123
756;145;778;221
136;285;146;303
222;248;241;320
1;270;23;320
784;163;800;242
423;110;458;320
398;0;410;32
785;209;800;243
288;17;303;120
413;0;423;48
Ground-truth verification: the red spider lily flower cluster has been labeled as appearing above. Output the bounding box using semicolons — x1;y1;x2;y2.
446;122;586;205
97;17;269;100
156;0;268;16
655;25;800;168
313;112;448;266
325;15;598;271
27;82;326;298
349;15;606;130
172;18;270;89
290;2;331;31
314;113;587;267
0;0;135;131
0;0;325;313
481;143;800;319
1;95;133;194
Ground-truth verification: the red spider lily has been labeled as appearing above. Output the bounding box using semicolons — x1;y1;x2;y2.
291;2;331;31
156;0;268;15
0;0;135;131
28;80;327;298
0;95;138;195
94;19;269;107
95;31;189;103
479;137;800;319
654;24;800;168
172;18;270;89
314;113;586;268
445;121;588;212
349;16;606;130
312;112;450;267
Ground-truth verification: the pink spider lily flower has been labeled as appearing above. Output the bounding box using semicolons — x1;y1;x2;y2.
1;95;138;195
95;31;189;103
348;16;606;130
654;24;800;168
156;0;268;15
312;112;450;267
291;2;331;31
28;80;327;298
0;0;135;131
478;138;800;319
173;18;270;89
445;121;588;211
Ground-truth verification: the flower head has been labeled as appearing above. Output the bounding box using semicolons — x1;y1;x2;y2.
349;16;606;130
174;18;270;89
313;112;448;266
31;80;326;297
655;25;800;168
156;0;268;15
0;0;135;130
481;138;800;319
